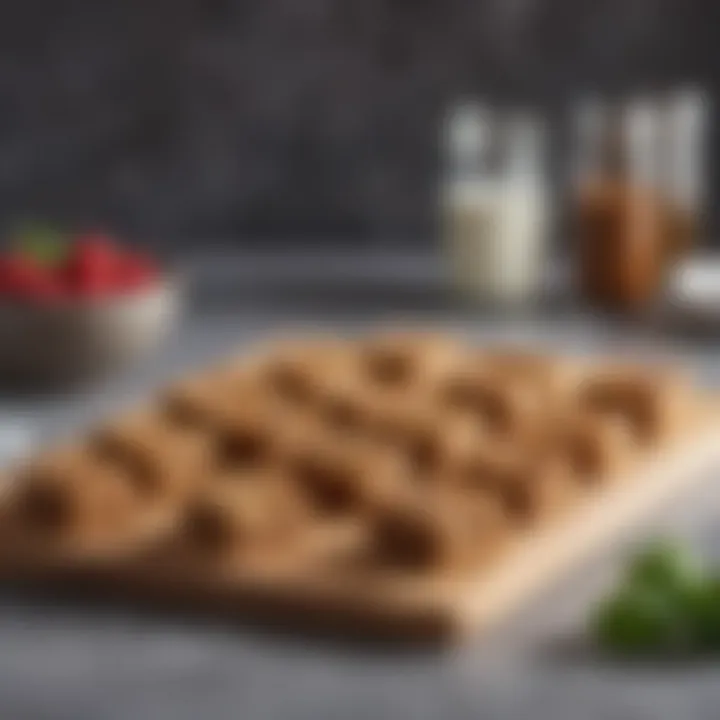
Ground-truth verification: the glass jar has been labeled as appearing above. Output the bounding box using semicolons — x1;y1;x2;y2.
440;102;548;307
573;97;670;313
498;111;549;303
659;87;710;260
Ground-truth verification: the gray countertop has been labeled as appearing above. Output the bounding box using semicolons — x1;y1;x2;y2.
4;262;720;720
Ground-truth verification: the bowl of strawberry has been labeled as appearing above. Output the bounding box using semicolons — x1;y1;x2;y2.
0;230;181;389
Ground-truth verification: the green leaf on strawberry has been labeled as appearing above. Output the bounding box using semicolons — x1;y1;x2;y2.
12;222;68;266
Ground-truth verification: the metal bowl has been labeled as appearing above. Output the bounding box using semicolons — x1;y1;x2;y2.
0;277;183;390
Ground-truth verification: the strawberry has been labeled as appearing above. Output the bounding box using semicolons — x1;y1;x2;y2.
114;253;159;293
0;253;66;302
64;232;118;298
29;277;67;303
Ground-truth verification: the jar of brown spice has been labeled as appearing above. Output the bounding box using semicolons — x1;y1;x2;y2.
573;98;673;314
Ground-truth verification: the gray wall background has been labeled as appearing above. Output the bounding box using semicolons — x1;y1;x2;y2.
0;0;716;248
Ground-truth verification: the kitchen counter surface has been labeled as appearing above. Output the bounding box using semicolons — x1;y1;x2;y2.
3;255;720;720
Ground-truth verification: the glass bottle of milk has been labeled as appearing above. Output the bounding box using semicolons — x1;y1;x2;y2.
441;103;548;306
499;112;549;303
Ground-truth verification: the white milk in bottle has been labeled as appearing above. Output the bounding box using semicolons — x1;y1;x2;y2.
441;103;548;305
498;112;549;303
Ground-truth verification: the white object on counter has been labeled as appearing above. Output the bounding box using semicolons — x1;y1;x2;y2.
669;255;720;309
663;255;720;334
440;103;549;306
